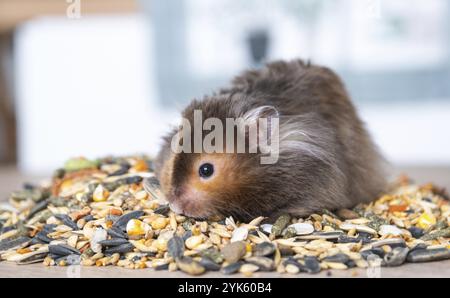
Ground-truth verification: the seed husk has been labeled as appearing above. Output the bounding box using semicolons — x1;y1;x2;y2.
231;227;248;242
297;231;344;240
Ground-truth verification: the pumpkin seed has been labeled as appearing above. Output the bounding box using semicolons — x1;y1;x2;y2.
271;214;291;237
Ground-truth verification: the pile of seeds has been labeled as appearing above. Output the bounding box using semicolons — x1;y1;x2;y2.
0;156;449;276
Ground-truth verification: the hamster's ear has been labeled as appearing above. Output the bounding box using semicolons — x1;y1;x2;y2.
241;105;280;156
242;105;279;126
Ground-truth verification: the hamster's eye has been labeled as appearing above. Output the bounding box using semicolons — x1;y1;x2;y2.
199;163;214;179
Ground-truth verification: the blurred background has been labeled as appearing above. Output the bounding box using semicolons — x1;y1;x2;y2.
0;0;449;187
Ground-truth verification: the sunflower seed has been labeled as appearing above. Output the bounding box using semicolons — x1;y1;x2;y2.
54;214;79;230
245;256;274;271
221;261;243;275
0;236;31;252
406;248;450;263
252;242;275;257
177;257;205;275
98;238;129;247
199;258;221;271
113;210;144;230
107;227;127;239
168;235;185;259
323;253;350;264
104;243;135;254
49;244;80;256
17;252;48;265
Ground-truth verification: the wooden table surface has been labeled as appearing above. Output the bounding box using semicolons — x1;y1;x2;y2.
1;165;449;278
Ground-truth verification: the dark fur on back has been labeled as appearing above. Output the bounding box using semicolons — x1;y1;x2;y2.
155;60;388;220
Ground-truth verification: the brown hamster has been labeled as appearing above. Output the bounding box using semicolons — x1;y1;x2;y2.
154;60;387;221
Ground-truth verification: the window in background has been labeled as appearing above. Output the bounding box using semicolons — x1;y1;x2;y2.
147;0;450;105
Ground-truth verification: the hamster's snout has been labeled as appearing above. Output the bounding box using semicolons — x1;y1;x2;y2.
166;186;211;219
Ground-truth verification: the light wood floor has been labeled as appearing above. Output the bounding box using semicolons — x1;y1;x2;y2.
0;165;449;278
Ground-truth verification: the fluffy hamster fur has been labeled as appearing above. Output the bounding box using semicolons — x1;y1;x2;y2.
154;60;387;221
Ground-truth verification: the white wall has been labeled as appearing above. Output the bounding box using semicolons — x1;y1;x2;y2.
14;15;450;174
14;15;179;174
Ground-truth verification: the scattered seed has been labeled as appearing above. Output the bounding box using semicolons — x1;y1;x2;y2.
420;227;450;241
231;227;248;242
199;258;221;271
271;214;291;237
177;257;205;275
246;256;274;271
304;256;321;274
49;244;80;256
98;238;129;247
221;262;243;275
406;248;450;263
253;242;276;257
113;210;144;230
336;209;360;220
104;243;135;254
1;155;448;276
384;247;409;266
168;235;185;259
288;223;314;235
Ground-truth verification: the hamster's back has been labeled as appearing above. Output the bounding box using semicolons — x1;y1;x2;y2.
225;60;388;209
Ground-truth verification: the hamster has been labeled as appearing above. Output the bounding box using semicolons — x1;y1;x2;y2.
154;60;387;221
